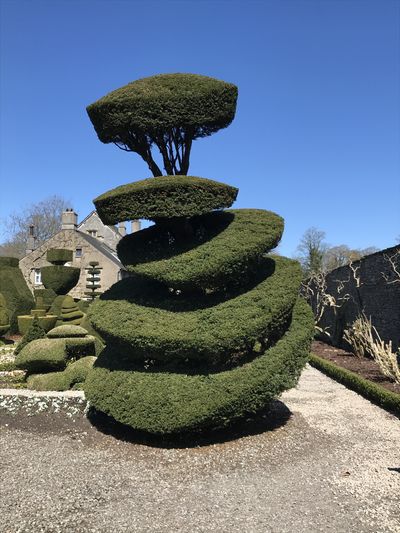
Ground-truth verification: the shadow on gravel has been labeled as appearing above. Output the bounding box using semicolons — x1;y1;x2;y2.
87;400;293;448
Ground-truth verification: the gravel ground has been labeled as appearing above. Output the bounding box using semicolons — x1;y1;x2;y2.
0;365;399;533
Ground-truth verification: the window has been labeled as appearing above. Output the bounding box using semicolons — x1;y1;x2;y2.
34;269;41;285
88;230;97;237
75;248;82;258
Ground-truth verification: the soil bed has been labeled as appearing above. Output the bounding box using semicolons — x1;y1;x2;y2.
312;340;400;395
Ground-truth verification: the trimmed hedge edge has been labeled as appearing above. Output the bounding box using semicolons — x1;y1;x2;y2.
309;353;400;418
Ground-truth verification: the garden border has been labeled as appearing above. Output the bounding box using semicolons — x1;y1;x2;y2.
309;353;400;417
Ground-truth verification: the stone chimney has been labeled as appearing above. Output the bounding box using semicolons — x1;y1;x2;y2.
131;219;141;233
26;225;37;255
118;222;126;237
61;209;78;230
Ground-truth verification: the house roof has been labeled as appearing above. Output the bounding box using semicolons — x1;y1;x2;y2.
77;230;123;267
77;210;120;236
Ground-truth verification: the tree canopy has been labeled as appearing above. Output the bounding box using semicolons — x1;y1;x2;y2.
0;196;71;258
86;73;238;176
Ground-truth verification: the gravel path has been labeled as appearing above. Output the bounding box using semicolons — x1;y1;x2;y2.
0;365;399;533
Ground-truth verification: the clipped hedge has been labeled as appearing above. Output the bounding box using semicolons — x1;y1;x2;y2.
0;264;35;332
0;257;19;268
94;175;238;224
27;356;96;391
41;266;80;295
46;248;73;265
15;338;67;374
88;257;302;365
17;314;57;335
309;354;400;417
87;73;238;145
47;325;88;338
65;336;96;359
85;298;313;435
0;293;10;336
118;209;284;291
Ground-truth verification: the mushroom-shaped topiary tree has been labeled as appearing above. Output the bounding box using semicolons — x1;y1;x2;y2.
84;74;315;438
86;73;238;176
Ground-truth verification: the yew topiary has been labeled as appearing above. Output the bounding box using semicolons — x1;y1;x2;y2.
87;73;238;176
0;258;35;332
0;293;10;337
15;315;47;354
61;296;84;325
84;74;314;437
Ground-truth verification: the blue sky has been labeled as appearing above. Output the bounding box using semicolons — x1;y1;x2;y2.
0;0;399;256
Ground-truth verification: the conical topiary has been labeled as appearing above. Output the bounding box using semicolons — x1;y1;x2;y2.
84;74;314;437
15;315;47;355
61;296;84;325
0;293;10;337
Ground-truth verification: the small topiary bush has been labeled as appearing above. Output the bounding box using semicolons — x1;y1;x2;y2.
17;314;57;335
27;356;96;391
61;296;84;325
15;338;67;374
15;315;47;355
47;325;88;338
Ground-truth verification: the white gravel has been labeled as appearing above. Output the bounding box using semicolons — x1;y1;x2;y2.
0;365;399;533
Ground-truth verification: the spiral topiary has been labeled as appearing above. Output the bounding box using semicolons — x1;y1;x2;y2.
84;74;314;437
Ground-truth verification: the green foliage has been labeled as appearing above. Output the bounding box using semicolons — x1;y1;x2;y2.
15;315;47;355
118;209;284;291
17;314;57;335
65;336;96;359
85;298;314;435
0;257;19;268
34;289;56;311
61;295;84;325
15;338;67;374
0;264;35;332
85;261;102;302
309;353;400;417
47;324;88;338
0;293;10;336
27;356;96;391
88;257;302;365
41;265;80;295
46;248;73;265
94;175;238;225
87;73;237;176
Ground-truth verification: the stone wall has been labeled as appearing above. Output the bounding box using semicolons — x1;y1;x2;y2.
305;245;400;352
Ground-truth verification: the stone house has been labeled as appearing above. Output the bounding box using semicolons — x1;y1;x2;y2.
19;210;140;299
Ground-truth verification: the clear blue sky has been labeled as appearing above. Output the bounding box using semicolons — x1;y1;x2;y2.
1;0;399;257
